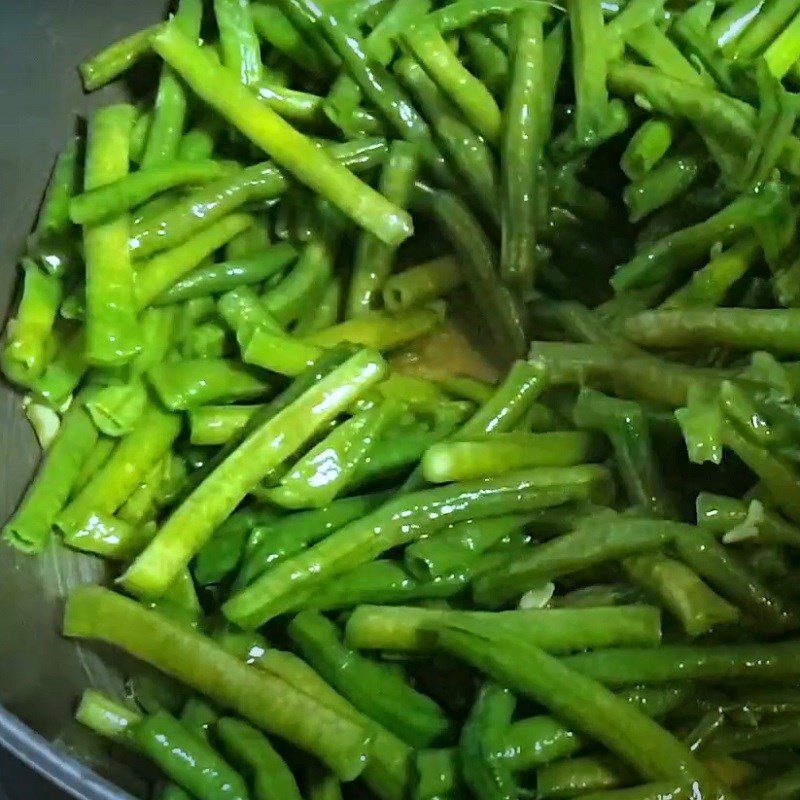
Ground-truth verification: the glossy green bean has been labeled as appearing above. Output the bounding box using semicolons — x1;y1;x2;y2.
189;406;263;447
64;587;371;779
696;492;800;547
83;104;141;366
214;0;263;86
79;24;162;91
381;256;461;312
250;3;327;76
122;349;386;597
152;24;412;246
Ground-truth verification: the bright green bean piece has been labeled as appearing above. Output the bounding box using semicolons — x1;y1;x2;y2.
214;0;264;86
56;406;180;536
624;154;702;223
621;118;676;180
404;21;501;144
1;261;62;386
136;214;254;308
148;360;272;410
537;755;628;799
152;24;412;246
422;431;602;483
70;160;231;226
3;404;98;553
64;511;154;560
189;406;264;446
79;24;161;91
75;689;142;744
122;349;386;597
83;104;141;366
38;134;82;235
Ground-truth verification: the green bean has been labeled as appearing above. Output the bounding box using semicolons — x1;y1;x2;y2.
661;237;760;309
294;276;341;336
75;689;142;745
573;388;674;517
763;9;800;77
1;261;62;386
459;683;518;800
621;119;676;180
612;182;781;293
216;718;303;800
306;770;343;800
393;56;499;222
270;403;395;509
499;8;544;286
749;765;800;800
70;160;231;226
79;24;161;91
696;492;800;548
83;104;141;366
85;381;148;437
440;623;726;795
182;322;226;359
425;0;545;32
727;0;800;60
415;686;689;799
673;530;799;632
38;134;82;235
142;0;202;168
250;3;327;76
122;349;386;598
568;0;611;146
606;0;666;41
56;406;180;536
130;111;152;164
2;404;98;553
289;611;451;747
189;406;263;446
405;514;530;580
148;359;272;410
130;138;386;259
626;308;800;353
237;494;387;587
65;587;371;779
214;0;263;87
623;553;740;637
63;511;152;560
709;0;764;47
473;517;691;607
564;639;800;683
624;154;702;223
152;25;412;246
74;435;116;487
347;141;419;318
404;21;502;144
179;125;218;162
345;604;662;653
537;755;629;798
132;709;249;800
136;214;254;308
412;182;527;359
463;30;509;96
224;465;610;626
297;560;469;612
422;431;602;483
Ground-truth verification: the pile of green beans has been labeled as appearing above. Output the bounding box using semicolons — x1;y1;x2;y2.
10;0;800;798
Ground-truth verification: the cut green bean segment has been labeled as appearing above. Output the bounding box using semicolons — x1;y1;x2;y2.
345;604;662;653
214;0;264;87
122;349;386;597
289;611;451;747
189;405;263;446
422;431;602;483
223;465;611;627
80;24;162;92
347;141;419;318
3;404;98;553
83;104;141;366
152;24;412;246
64;587;371;779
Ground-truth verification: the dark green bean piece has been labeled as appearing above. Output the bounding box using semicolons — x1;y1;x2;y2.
156;244;297;304
289;611;451;748
180;697;219;743
748;765;800;800
459;684;518;800
537;755;628;799
463;30;509;96
38;134;82;235
412;182;527;359
427;0;550;32
727;0;800;61
347;141;419;318
216;718;303;800
500;8;545;286
562;639;800;683
696;492;800;548
624;154;702;223
250;3;327;76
